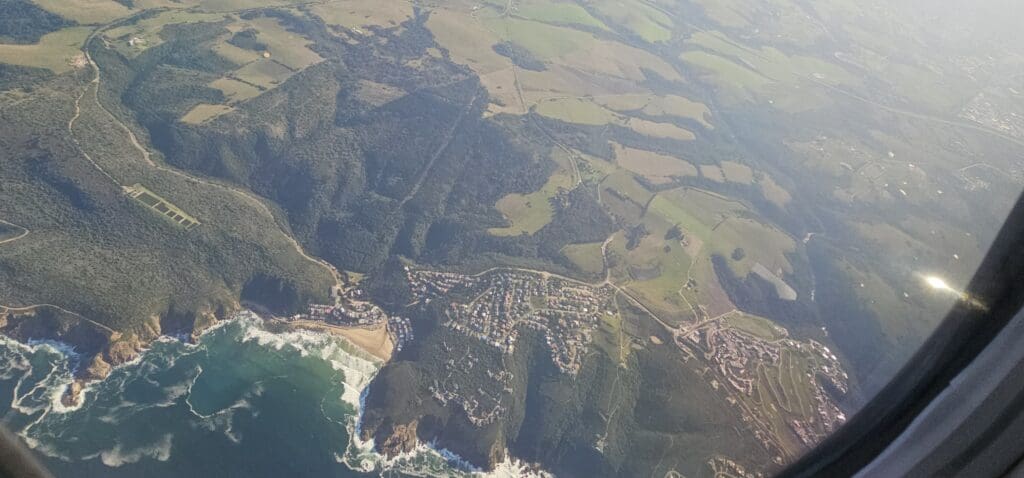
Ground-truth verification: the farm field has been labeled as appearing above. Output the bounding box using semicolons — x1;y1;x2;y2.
196;0;309;12
589;0;673;42
647;188;794;277
594;93;714;129
590;303;628;365
180;104;235;124
600;171;653;217
625;117;695;141
599;172;794;324
534;97;696;141
680;29;859;107
689;31;857;87
758;174;792;208
353;80;407;106
535;97;619;125
481;16;593;60
613;235;696;325
699;164;725;182
722;312;787;340
612;143;697;184
232;17;323;70
489;150;576;236
233;59;294;89
512;0;609;31
104;11;225;56
561;242;605;275
103;10;323;110
680;50;771;101
425;7;508;74
32;0;131;24
720;160;754;184
212;37;263;64
0;27;91;73
640;95;713;128
209;77;263;103
423;0;685;120
309;0;412;29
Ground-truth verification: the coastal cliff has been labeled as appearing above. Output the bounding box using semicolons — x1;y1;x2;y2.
0;304;227;406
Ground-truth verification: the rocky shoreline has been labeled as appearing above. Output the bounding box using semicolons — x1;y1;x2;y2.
0;304;225;406
0;303;397;407
0;303;527;474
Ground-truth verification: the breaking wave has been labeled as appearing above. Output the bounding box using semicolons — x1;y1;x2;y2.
0;311;548;477
96;434;174;467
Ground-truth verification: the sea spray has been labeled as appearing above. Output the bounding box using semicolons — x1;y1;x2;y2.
0;311;550;478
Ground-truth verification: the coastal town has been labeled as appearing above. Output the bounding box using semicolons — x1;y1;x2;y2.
678;319;849;462
286;285;415;353
405;267;617;374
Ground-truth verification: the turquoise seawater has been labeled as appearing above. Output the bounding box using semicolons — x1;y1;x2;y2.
0;314;540;478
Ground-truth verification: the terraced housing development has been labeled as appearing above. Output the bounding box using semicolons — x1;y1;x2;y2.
679;319;849;463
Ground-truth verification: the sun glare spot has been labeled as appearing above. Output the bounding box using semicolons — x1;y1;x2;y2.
925;276;952;291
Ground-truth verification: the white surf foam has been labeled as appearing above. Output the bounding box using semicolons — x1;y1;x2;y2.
0;310;555;477
98;434;174;467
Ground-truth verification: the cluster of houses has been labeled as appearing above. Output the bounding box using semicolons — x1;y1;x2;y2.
679;320;849;460
292;300;418;355
294;300;387;326
960;92;1024;140
387;315;413;352
683;323;780;397
406;267;616;375
708;456;763;478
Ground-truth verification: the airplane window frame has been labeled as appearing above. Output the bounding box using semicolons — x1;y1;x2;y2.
778;192;1024;477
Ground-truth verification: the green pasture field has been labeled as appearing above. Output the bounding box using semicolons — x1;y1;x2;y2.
0;27;91;73
590;0;673;42
489;149;576;236
561;242;605;275
513;0;609;31
535;97;618;125
180;103;234;124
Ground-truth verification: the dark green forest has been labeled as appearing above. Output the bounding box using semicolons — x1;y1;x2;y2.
0;0;73;44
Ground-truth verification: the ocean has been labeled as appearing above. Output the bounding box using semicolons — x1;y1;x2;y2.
0;313;544;478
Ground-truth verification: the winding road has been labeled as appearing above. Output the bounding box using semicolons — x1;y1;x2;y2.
0;220;29;246
0;304;117;335
68;22;344;292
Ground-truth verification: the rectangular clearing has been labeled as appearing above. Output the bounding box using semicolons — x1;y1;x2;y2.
180;103;234;124
125;184;201;230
